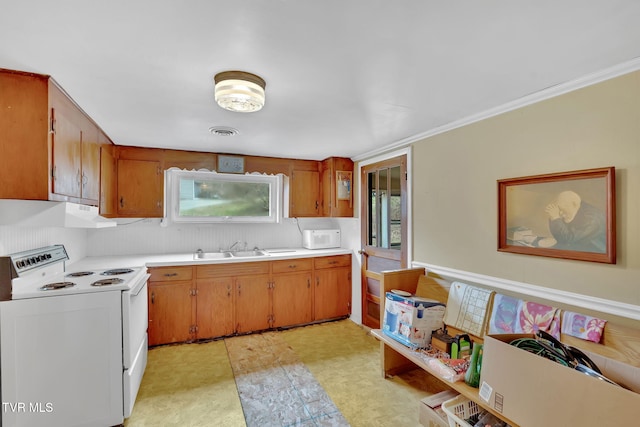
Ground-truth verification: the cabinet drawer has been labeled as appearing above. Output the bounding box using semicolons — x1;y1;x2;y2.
196;261;270;279
314;254;351;269
149;266;193;282
272;258;313;274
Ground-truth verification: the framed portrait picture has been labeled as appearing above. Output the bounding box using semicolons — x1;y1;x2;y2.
497;167;615;264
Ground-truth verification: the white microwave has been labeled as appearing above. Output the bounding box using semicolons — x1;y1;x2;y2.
302;229;341;249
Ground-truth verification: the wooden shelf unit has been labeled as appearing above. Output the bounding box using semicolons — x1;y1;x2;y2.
371;329;519;427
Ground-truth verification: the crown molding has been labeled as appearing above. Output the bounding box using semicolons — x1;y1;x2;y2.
353;57;640;163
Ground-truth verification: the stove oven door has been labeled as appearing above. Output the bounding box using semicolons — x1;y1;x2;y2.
122;273;150;418
1;292;124;427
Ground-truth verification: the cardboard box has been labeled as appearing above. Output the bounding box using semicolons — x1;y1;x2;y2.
419;390;458;427
480;334;640;426
382;292;445;349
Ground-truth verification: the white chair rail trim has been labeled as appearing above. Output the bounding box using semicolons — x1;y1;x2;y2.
412;261;640;321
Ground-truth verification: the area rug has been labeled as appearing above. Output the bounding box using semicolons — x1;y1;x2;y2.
225;331;350;427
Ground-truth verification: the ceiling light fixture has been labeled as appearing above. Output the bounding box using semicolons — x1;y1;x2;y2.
214;71;266;113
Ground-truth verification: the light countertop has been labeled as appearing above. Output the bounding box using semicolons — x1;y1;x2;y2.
68;248;352;271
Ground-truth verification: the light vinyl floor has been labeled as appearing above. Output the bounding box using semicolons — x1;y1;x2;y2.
124;320;448;427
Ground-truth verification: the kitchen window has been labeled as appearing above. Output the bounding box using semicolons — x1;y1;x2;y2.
164;169;285;224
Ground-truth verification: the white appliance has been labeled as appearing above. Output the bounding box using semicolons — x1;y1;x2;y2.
302;229;341;249
0;245;149;427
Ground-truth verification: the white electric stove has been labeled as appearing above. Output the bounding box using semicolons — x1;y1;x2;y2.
0;245;150;427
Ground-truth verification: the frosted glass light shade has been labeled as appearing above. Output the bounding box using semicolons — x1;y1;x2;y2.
214;71;266;113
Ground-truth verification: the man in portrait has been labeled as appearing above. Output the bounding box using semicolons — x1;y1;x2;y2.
543;190;606;253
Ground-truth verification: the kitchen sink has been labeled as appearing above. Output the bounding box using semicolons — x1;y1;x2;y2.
231;250;268;257
193;251;233;260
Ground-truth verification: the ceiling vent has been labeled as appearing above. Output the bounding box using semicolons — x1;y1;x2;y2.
209;126;239;137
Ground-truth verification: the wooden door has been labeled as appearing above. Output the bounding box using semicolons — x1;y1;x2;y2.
51;107;82;198
235;274;271;333
117;158;163;217
314;267;351;320
148;281;194;346
272;271;313;328
360;155;408;328
290;169;320;217
196;277;235;339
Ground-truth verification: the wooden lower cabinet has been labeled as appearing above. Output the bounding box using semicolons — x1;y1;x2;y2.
196;277;235;339
272;271;313;328
148;266;195;346
235;274;272;333
314;255;352;320
148;255;352;346
148;280;194;346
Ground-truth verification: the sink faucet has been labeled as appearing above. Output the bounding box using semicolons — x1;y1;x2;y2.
229;241;247;252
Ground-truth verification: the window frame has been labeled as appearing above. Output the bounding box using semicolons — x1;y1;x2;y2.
164;169;284;224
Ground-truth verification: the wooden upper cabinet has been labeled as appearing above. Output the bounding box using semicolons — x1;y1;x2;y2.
99;138;117;216
0;69;54;200
321;157;354;217
116;146;163;217
0;68;111;205
80;121;100;202
50;102;82;198
290;169;321;217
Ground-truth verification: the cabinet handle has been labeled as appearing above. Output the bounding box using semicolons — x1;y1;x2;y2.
76;169;81;187
288;264;296;269
238;284;241;296
227;285;231;297
151;292;155;304
52;165;57;180
307;278;310;288
163;273;178;277
120;196;124;208
329;261;338;265
316;277;320;287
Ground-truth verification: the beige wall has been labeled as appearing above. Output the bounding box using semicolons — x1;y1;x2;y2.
412;71;639;308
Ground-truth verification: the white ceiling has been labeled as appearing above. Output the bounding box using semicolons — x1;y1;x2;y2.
2;1;640;161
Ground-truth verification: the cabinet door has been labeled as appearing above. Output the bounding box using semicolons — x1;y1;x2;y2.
196;277;235;339
290;169;320;217
80;123;100;202
99;143;116;216
117;158;163;217
51;107;82;198
235;274;271;334
148;281;194;346
272;272;313;328
314;267;351;320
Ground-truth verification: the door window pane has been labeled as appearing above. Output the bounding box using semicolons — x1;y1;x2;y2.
367;167;402;250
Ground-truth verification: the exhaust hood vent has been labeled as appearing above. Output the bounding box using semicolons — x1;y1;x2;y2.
0;200;117;229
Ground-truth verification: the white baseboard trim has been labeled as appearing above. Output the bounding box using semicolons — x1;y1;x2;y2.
412;261;640;321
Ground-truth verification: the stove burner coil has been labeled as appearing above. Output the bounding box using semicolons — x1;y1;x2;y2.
66;271;95;277
40;282;76;291
91;278;125;287
101;268;134;276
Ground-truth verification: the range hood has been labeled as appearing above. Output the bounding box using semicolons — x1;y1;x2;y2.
0;200;117;228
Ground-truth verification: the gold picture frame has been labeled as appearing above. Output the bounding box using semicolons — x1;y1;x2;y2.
497;167;616;264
